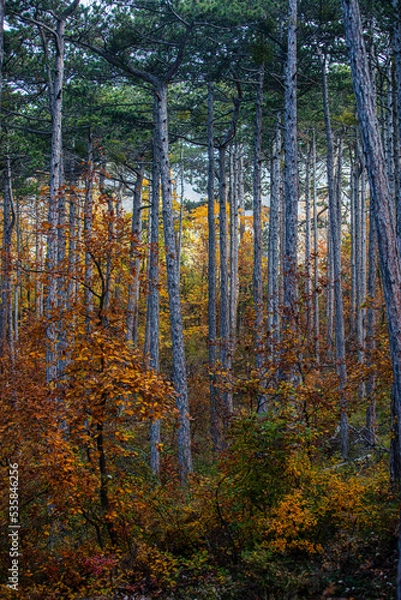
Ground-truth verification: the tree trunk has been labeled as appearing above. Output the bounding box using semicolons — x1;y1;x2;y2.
207;83;219;451
341;0;401;483
177;144;184;282
67;178;77;310
283;0;299;333
350;145;359;335
126;163;144;344
148;111;161;476
366;199;377;444
312;129;320;363
0;154;15;356
44;0;80;381
46;17;66;384
0;0;5;120
218;144;233;422
35;193;44;317
238;147;245;241
229;144;239;355
267;120;281;360
102;167;113;328
304;141;312;334
155;83;192;483
357;160;367;401
320;51;348;459
393;0;401;250
13;194;20;345
326;217;334;356
253;65;266;412
84;132;94;330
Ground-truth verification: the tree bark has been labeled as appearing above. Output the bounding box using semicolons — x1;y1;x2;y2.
177;144;184;283
0;154;15;356
229;144;239;356
35;193;44;317
44;0;80;383
253;65;266;412
84;132;94;330
267;120;282;361
357;159;367;401
366;199;377;444
238;147;245;241
218;144;233;422
45;16;65;384
155;83;192;483
304;141;312;334
0;0;5;120
126;163;144;344
320;51;349;459
283;0;299;333
341;0;401;482
393;0;401;250
67;177;78;310
312;129;320;363
207;83;219;451
148;110;161;476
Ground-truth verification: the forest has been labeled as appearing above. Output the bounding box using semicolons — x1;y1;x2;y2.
1;0;401;598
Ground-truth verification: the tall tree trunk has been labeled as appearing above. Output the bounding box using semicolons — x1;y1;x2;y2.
67;177;77;310
126;163;144;344
320;51;348;459
44;0;80;383
283;0;299;335
393;0;401;249
13;193;20;344
238;147;245;241
84;132;94;330
386;61;396;204
35;193;44;317
0;0;5;120
102;167;113;328
326;218;334;356
57;151;67;308
312;129;320;363
304;141;312;334
267;120;281;360
45;17;65;384
357;161;367;401
229;145;239;355
177;144;184;283
341;0;401;482
350;145;359;335
155;83;192;483
0;154;15;356
366;199;377;444
207;83;218;451
148;112;161;476
219;144;233;422
253;65;266;412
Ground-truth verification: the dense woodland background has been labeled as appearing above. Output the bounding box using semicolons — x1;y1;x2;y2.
1;0;401;598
